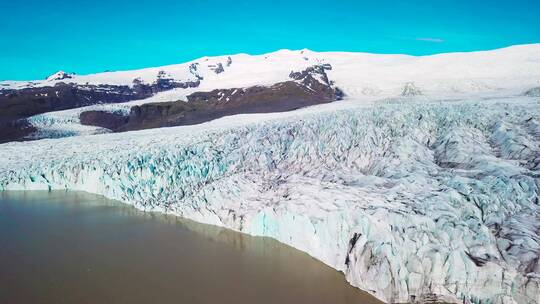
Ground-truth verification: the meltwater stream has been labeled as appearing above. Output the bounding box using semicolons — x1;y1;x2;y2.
0;191;380;304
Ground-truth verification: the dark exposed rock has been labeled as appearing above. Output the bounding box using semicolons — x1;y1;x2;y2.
189;63;203;80
0;83;145;124
209;63;225;74
289;64;332;86
153;71;200;92
0;78;201;143
226;56;232;67
0;83;150;122
288;65;344;100
79;110;129;130
0;119;36;144
126;80;339;130
79;64;343;133
81;79;344;132
186;79;340;107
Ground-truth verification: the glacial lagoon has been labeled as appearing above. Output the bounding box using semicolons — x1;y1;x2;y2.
0;191;380;304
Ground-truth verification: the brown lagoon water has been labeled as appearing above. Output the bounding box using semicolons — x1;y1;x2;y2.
0;191;380;304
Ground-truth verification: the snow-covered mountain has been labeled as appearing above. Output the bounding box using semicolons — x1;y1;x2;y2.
3;44;540;95
1;44;540;143
1;45;540;303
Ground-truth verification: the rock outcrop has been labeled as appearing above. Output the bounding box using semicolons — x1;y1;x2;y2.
79;65;343;133
0;78;200;143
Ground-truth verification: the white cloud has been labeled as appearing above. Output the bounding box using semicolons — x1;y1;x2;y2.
415;37;445;43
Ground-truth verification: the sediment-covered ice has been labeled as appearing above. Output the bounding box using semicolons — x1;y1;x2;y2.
1;97;539;303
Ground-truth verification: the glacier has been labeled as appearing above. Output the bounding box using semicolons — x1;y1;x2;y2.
1;96;539;303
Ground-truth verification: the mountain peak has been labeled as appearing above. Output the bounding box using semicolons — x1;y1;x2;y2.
46;71;74;82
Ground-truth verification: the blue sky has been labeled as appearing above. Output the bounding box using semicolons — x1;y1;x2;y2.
1;0;539;80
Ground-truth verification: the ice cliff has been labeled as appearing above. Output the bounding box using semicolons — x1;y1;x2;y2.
1;97;539;303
